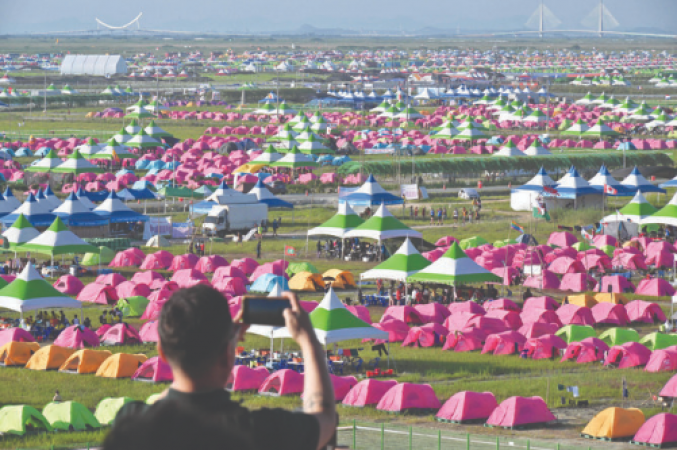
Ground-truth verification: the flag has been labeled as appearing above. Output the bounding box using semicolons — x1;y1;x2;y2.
666;95;672;100
284;245;297;257
111;149;120;162
511;221;524;234
603;184;618;195
533;207;550;221
543;186;559;196
566;386;580;398
581;227;593;242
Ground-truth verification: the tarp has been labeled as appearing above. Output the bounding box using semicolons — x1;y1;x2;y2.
436;391;498;423
342;379;398;407
582;407;645;439
486;396;555;428
376;383;441;412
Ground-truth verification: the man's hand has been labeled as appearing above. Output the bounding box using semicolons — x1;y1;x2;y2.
281;292;317;347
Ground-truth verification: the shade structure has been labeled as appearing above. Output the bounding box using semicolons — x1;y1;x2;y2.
340;174;404;207
582;122;620;138
2;214;39;250
270;146;318;169
361;238;431;281
74;188;97;210
249;145;282;166
642;192;677;227
588;165;633;196
1;193;56;228
602;191;657;224
25;148;61;173
522;139;552;156
21;217;98;256
111;128;132;144
276;288;387;345
0;264;81;313
126;129;161;149
344;204;421;241
552;166;601;197
75;138;103;158
621;167;666;194
408;242;501;286
249;180;292;209
493;140;524;157
298;134;332;154
453;122;488;141
52;193;109;226
94;139;137;160
307;202;364;238
93;191;149;223
1;188;22;212
560;118;589;137
143;120;172;139
52;149;103;174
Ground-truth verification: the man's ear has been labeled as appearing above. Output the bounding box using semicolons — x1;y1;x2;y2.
157;342;168;363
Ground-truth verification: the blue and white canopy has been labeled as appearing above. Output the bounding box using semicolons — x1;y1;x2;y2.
93;191;149;223
1;193;57;227
339;174;404;207
659;174;677;189
249;180;293;209
513;167;556;192
42;186;62;210
52;193;109;226
2;188;22;211
588;165;634;196
546;166;601;198
621;167;666;194
74;188;97;210
207;180;257;205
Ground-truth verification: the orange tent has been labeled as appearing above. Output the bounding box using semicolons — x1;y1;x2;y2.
594;293;628;305
25;345;74;371
0;342;41;366
95;353;148;379
567;295;597;308
582;407;645;439
60;349;112;374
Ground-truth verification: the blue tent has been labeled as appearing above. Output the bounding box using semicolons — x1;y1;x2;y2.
135;159;150;170
15;147;33;157
250;274;289;293
0;147;14;157
193;185;214;196
116;168;135;177
339;174;404;207
34;147;51;157
190;200;218;216
617;142;636;151
249;180;292;209
146;160;165;170
93;191;149;223
132;180;155;190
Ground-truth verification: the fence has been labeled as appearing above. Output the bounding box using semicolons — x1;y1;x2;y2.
338;421;593;450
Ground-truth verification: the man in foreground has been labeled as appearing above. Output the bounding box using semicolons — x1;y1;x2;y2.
106;285;336;450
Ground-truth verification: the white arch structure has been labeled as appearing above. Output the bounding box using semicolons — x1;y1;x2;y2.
96;13;142;30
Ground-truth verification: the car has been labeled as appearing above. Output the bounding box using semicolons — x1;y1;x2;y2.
458;188;480;200
267;180;287;195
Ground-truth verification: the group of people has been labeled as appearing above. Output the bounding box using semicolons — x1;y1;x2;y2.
374;279;499;306
409;198;482;226
19;310;92;335
315;238;386;261
99;308;124;325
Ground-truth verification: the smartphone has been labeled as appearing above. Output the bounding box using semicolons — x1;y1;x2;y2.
242;296;291;326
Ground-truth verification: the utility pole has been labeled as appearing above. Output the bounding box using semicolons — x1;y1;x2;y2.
599;0;604;38
539;0;544;39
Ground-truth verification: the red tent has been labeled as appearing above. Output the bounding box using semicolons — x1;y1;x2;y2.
100;323;141;345
54;325;99;349
376;383;441;412
625;300;667;323
0;327;35;347
524;334;567;360
436;391;498;423
591;303;630;326
342;379;398;407
520;309;562;327
486;396;556;428
131;271;165;287
560;338;608;364
524;296;559;311
132;356;173;383
381;306;422;324
482;331;527;355
346;305;371;324
258;369;304;396
599;275;635;294
484;298;520;313
485;310;522;330
660;374;677;398
53;275;85;296
368;319;410;344
604;342;652;369
632;413;677;447
518;322;559;339
443;329;487;352
645;347;677;373
413;303;451;324
169;254;200;272
77;283;119;305
227;366;269;391
139;321;159;343
556;304;595;326
447;301;486;316
401;323;448;348
115;281;151;300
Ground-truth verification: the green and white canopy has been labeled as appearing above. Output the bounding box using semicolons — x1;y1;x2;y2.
273;134;300;151
111;128;132;144
0;264;81;313
25;149;61;173
124;120;141;135
407;242;500;286
583;122;620;138
576;92;594;105
126;130;161;149
370;100;390;113
254;102;276;115
379;104;401;118
270;146;318;169
452;122;488;141
292;116;312;133
523;139;552;156
143;120;172;139
561;118;589;137
344;204;421;241
21;217;99;256
271;124;298;139
249;145;282;166
298;134;331;154
52;150;103;174
361;238;431;281
275;101;296;115
523;109;547;123
602;191;657;224
493;140;524;157
641;192;677;227
433;122;459;139
295;130;323;143
124;109;155;120
309;117;328;132
95;139;137;160
76;138;103;158
2;214;40;250
396;106;423;120
307;202;364;238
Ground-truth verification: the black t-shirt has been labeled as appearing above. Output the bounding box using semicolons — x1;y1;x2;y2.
116;388;320;450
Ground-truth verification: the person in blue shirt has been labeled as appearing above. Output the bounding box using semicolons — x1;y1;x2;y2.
430;207;435;225
437;208;443;225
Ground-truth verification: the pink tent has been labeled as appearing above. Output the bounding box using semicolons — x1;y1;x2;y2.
660;374;677;398
77;283;119;305
612;253;648;271
523;270;560;290
401;323;448;348
548;256;585;274
214;277;247;296
646;250;674;269
100;323;141;345
368;319;410;344
140;253;172;270
413;303;451;324
443;312;481;332
0;328;36;347
635;278;676;297
484;298;520;313
132;356;173;383
559;273;597;292
481;331;527;355
53;325;99;349
169;254;200;271
592;303;630;326
141;299;168;321
625;300;666;323
518;322;559;339
632;413;677;447
96;273;126;286
547;231;578;247
213;266;247;281
170;269;210;288
95;324;111;338
227;366;269;391
443;329;487;352
599;275;635;294
645;347;677;373
486;397;556;428
381;306;422;324
520;309;562;327
139;321;160;343
231;257;259;276
109;250;143;268
524;334;567;359
249;263;287;283
115;281;151;300
376;383;441;412
556;304;595;326
448;301;486;316
342;379;398;407
484;310;523;330
53;275;85;296
604;342;652;369
258;369;304;396
328;375;358;402
436;391;498;423
195;255;229;273
435;236;459;247
524;296;559;311
346;305;372;324
560;338;608;364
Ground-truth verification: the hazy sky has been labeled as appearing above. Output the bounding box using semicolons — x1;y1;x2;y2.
2;0;676;34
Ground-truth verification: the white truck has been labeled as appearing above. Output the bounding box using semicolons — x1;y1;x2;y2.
202;203;268;237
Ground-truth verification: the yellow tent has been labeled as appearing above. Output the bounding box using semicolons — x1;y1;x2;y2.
581;407;645;439
85;112;96;118
25;345;74;371
289;271;325;292
234;163;265;173
594;293;628;305
567;294;597;308
59;349;112;374
0;342;40;367
186;102;195;107
95;353;147;379
323;269;356;289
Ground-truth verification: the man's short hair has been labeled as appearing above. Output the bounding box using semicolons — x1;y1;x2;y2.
159;285;233;376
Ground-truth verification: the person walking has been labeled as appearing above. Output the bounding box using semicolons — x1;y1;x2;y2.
430;207;435;225
453;207;458;224
437;208;443;226
256;239;262;259
272;219;278;237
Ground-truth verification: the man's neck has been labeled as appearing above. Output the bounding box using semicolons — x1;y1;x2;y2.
170;370;227;393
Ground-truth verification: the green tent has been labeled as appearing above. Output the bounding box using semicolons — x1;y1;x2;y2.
0;405;52;435
459;236;489;250
572;241;593;252
639;332;677;351
22;217;99;257
307;202;364;238
493;239;517;248
286;262;319;277
361;238;431;281
95;397;134;426
555;325;597;344
117;296;150;317
407;242;500;285
42;401;101;431
599;328;639;347
146;393;163;404
81;246;116;266
25;148;61;173
344;204;421;241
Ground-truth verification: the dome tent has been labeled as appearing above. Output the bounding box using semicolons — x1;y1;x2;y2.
342;379;398;407
436;391;498;423
42;401;101;431
0;405;52;435
582;407;645;440
94;397;134;426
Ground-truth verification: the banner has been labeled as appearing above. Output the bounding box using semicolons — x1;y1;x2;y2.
364;147;394;155
400;184;428;200
172;222;194;238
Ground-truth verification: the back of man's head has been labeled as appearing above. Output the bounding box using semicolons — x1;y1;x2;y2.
159;285;232;377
